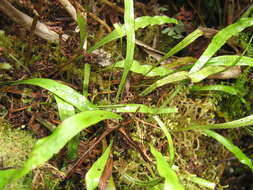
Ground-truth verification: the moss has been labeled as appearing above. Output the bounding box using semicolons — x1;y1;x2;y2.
236;31;253;57
0;118;64;190
215;62;252;120
164;87;225;188
112;86;229;189
0;119;35;167
0;118;35;190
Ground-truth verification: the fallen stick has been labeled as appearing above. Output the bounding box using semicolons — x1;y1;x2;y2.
58;0;77;20
0;0;68;43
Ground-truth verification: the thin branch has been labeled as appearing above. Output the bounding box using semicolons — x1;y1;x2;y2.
61;0;111;32
99;0;124;14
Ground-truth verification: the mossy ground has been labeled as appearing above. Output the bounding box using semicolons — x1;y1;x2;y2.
112;86;242;189
0;119;64;190
0;118;34;190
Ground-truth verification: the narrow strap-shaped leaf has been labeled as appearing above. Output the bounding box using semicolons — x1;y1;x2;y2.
190;85;241;96
112;56;253;79
189;18;253;74
98;104;177;114
134;16;178;29
207;55;253;66
136;59;248;96
55;96;75;121
189;66;226;82
0;111;121;188
150;145;184;190
182;173;216;190
55;96;78;160
191;33;253;82
160;84;184;108
241;4;253;18
116;0;135;101
8;78;97;111
123;174;162;187
153;116;175;165
76;11;87;49
140;71;189;96
105;177;116;190
174;114;253;131
203;129;253;171
144;28;203;76
160;28;203;64
83;63;91;97
87;16;178;53
85;141;113;190
0;169;17;189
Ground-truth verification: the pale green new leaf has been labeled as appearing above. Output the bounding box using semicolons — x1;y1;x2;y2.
189;18;253;74
0;111;121;189
99;104;177;114
87;16;178;53
85;142;112;190
150;145;184;190
116;0;135;101
9;78;97;111
203;129;253;171
140;71;189;96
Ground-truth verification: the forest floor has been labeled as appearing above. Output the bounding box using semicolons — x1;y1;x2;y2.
1;0;253;190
